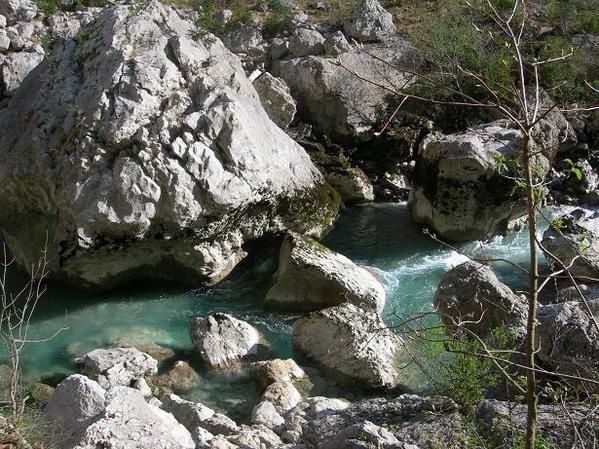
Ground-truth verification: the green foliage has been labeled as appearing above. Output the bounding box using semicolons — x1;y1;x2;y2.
546;0;599;33
410;0;597;104
511;434;559;449
416;328;517;415
551;216;565;232
564;158;584;181
35;0;108;14
263;0;294;36
195;0;252;36
537;36;598;103
409;0;516;102
74;30;93;65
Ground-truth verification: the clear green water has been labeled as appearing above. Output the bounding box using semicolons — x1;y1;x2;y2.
6;203;556;418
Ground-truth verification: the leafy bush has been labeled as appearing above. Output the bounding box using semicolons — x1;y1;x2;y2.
263;0;294;36
195;0;252;35
546;0;599;33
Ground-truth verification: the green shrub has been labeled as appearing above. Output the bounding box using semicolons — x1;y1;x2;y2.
263;0;294;36
195;0;252;36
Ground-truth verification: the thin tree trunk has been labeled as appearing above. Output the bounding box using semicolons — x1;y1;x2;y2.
523;133;538;449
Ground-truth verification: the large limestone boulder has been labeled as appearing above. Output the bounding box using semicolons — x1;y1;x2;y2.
292;303;403;388
43;374;106;448
73;387;195;449
409;123;544;242
434;261;527;337
343;0;396;43
541;209;599;278
0;1;339;289
44;375;195;449
74;347;158;389
190;313;263;368
265;232;386;313
276;36;419;142
536;300;599;382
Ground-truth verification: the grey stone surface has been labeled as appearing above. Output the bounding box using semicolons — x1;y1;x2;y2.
266;232;386;313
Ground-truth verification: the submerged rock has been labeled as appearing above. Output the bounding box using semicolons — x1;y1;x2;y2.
292;303;403;388
343;0;396;43
265;232;386;313
541;209;599;278
74;347;158;390
0;1;338;289
409;122;544;242
153;360;200;394
434;261;527;337
190;313;263;368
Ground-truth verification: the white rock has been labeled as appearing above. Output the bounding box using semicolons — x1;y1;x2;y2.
0;1;338;289
73;387;195;449
133;378;153;398
251;400;285;428
43;375;106;449
293;303;403;388
74;347;158;389
344;0;396;42
0;49;43;94
253;72;297;129
288;27;325;57
250;358;305;389
261;381;302;413
266;232;386;313
409;122;547;241
190;313;262;368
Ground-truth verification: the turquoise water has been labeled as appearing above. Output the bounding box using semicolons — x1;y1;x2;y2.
6;203;556;416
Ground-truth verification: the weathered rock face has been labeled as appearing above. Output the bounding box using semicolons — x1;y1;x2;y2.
343;0;396;43
326;166;375;204
0;1;339;289
74;387;195;449
409;122;544;242
74;347;158;389
292;303;403;388
190;313;262;368
297;395;466;449
153;360;200;394
476;399;598;449
276;36;420;142
536;300;599;382
265;232;386;313
43;374;106;448
434;261;527;337
541;209;599;278
288;28;325;58
250;358;305;389
252;72;297;129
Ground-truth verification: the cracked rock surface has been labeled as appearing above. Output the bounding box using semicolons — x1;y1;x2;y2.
0;1;338;288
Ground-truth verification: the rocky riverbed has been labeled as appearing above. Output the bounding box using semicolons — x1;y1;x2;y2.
0;0;598;447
